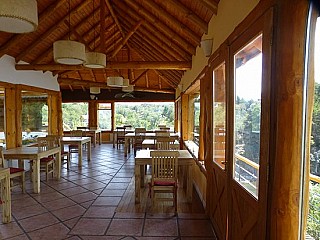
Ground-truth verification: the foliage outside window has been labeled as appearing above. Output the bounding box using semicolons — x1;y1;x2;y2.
213;63;226;169
307;16;320;240
233;34;262;198
98;103;112;130
22;92;48;145
115;102;174;130
62;102;88;130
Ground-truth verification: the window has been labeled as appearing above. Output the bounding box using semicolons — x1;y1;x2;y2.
115;102;174;130
62;102;88;130
233;34;262;198
98;103;112;130
213;63;226;169
22;91;48;145
193;94;200;145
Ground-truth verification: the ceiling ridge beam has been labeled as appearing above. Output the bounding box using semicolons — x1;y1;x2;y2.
15;61;191;71
200;0;218;14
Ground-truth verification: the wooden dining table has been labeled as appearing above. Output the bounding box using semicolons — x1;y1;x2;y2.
0;167;11;223
125;132;180;157
61;136;91;166
134;149;194;204
3;146;61;194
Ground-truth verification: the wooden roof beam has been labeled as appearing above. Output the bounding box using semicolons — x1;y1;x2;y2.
167;0;208;33
200;0;218;14
111;20;143;58
117;8;189;61
15;61;191;71
142;0;200;45
15;0;90;63
124;0;196;55
0;0;65;58
131;70;149;84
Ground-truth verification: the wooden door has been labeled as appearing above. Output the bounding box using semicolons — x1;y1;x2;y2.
227;9;273;239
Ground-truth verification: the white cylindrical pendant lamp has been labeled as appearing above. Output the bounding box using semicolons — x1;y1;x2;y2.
107;76;124;87
90;87;101;94
122;79;130;87
84;52;106;68
53;40;86;65
122;85;134;92
0;0;38;33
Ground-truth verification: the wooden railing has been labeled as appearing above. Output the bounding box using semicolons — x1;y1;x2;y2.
310;173;320;183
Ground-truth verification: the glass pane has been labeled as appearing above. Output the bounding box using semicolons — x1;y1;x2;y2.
307;16;320;240
115;102;174;130
233;34;262;198
213;63;226;169
193;94;200;145
98;103;112;130
22;91;48;145
62;102;88;130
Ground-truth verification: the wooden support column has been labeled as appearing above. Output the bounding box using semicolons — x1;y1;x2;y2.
89;101;98;129
180;93;189;145
47;93;60;135
269;0;309;239
4;86;18;148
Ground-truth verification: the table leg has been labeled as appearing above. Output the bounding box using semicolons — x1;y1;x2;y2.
55;151;61;179
140;165;145;188
98;132;102;145
88;141;91;160
135;164;141;203
113;132;116;148
93;133;96;148
33;159;40;193
79;143;83;166
124;137;128;157
1;170;11;223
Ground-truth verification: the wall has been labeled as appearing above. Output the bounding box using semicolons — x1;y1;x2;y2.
0;55;59;91
177;0;260;97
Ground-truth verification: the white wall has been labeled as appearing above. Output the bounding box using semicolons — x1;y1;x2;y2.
177;0;260;97
0;55;59;91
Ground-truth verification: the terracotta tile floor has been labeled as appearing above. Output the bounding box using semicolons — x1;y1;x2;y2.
0;144;217;239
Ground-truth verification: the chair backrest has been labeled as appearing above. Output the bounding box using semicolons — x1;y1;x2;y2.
70;130;83;137
135;128;146;144
116;126;126;138
159;127;170;132
156;137;175;150
151;150;179;183
37;136;59;151
155;130;170;137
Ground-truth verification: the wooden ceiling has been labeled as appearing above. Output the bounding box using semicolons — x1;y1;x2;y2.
0;0;219;94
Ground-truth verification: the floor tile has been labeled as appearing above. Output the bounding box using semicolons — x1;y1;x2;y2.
178;219;215;237
69;218;111;235
51;204;86;221
143;218;178;237
18;212;59;232
27;223;70;240
106;218;144;236
83;206;116;218
0;222;24;239
92;196;122;206
41;197;77;211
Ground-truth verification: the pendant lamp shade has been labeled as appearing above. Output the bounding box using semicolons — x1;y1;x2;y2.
0;0;38;33
90;87;101;94
122;85;134;92
122;79;130;87
84;52;106;68
107;76;124;87
53;40;86;65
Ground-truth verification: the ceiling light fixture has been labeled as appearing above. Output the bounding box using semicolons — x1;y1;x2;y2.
53;0;85;65
90;87;101;94
83;0;106;68
0;0;38;33
201;38;213;57
107;76;124;87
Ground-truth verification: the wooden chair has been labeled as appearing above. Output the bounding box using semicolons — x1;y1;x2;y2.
150;150;179;215
134;127;146;155
69;130;83;156
116;126;126;149
47;135;70;170
0;146;25;193
37;136;58;181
